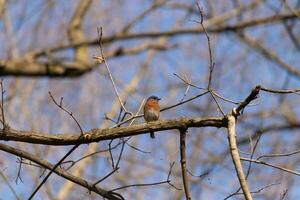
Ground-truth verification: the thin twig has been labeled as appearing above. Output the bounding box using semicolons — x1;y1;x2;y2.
280;189;288;200
28;92;85;200
187;169;209;178
211;90;240;105
93;167;119;186
115;98;146;168
109;139;115;169
257;149;300;160
210;92;225;116
95;27;130;115
174;73;240;105
48;92;83;134
181;82;191;102
62;140;125;170
260;86;300;94
15;157;23;184
161;91;210;112
173;73;206;90
28;144;80;200
0;80;6;129
125;141;151;154
225;182;280;199
115;138;125;168
110;161;180;192
196;2;214;89
241;157;300;176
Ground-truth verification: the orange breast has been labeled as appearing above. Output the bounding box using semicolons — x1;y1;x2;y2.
144;100;160;111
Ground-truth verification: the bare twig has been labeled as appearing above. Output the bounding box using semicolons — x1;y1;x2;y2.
280;189;288;200
196;2;215;90
109;139;115;169
173;73;206;90
260;86;300;94
15;157;23;184
181;81;191;102
211;90;240;105
110;161;180;192
94;27;130;115
248;182;280;194
241;157;300;176
187;169;209;178
125;141;151;154
174;73;241;105
245;134;262;179
257;148;300;160
28;145;81;200
0;80;6;129
49;92;83;134
115;98;145;168
62;141;124;170
93;167;119;186
210;92;225;116
28;92;85;200
115;138;125;169
161;91;210;112
225;182;280;199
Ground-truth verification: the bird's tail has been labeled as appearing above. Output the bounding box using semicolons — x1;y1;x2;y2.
150;131;155;139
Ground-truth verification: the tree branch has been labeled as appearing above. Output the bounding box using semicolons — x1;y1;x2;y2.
179;128;191;200
227;113;253;200
0;143;123;200
0;117;226;145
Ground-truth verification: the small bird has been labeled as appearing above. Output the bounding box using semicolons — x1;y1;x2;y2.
143;95;161;139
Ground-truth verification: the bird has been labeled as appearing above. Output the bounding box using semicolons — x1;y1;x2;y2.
143;95;161;139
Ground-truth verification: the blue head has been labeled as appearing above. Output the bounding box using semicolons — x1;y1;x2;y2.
147;95;161;101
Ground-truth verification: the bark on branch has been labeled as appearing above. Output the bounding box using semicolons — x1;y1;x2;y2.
179;128;191;200
227;113;252;200
0;117;226;145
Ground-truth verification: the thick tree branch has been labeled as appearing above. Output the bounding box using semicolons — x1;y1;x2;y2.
52;12;300;52
0;12;298;77
0;117;226;145
235;85;261;115
0;59;93;77
0;42;172;77
67;0;92;63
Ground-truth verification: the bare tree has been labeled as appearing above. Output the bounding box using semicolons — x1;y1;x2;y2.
0;0;300;199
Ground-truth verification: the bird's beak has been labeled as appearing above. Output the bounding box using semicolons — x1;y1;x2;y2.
158;98;161;101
